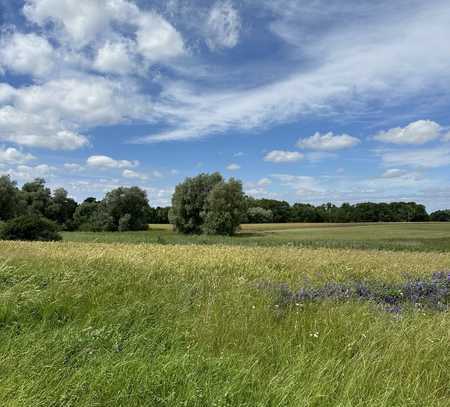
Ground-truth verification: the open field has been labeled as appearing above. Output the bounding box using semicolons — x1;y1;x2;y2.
0;240;449;406
62;222;450;252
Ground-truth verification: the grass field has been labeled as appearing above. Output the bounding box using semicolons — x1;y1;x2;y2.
62;222;450;252
1;224;449;405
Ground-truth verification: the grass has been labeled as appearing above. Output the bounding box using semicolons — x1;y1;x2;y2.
0;241;449;406
62;222;450;252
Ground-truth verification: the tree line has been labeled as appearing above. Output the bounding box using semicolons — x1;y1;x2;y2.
0;173;449;240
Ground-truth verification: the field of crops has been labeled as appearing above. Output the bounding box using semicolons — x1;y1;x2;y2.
63;222;450;252
1;233;449;406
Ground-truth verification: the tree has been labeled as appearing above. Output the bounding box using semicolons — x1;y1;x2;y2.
0;214;61;241
169;172;223;234
47;188;78;230
102;186;150;231
202;178;246;235
250;199;291;223
430;209;450;221
247;207;273;223
73;198;100;230
0;175;23;221
21;178;51;217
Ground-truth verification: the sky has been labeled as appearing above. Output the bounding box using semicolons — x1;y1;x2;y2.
1;0;450;210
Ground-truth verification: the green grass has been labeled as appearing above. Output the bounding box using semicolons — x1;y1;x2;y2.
0;242;449;406
62;222;450;252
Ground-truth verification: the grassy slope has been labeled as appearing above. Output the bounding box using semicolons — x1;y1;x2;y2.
62;222;450;252
1;241;449;406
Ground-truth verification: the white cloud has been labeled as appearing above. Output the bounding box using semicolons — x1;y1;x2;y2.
0;32;55;77
0;75;151;150
381;147;450;168
23;0;138;48
264;150;304;163
441;131;450;142
374;120;441;145
382;168;407;178
0;147;35;165
64;163;84;172
87;155;138;169
226;163;240;170
139;2;450;143
257;177;271;186
122;169;147;180
23;0;184;65
6;164;55;181
206;1;241;50
135;13;185;61
0;105;89;150
270;174;324;196
297;132;360;151
93;39;136;75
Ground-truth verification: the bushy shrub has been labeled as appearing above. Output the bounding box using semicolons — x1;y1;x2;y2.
0;215;62;241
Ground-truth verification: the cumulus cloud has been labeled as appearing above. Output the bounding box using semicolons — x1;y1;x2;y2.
264;150;304;163
297;132;360;151
0;147;35;165
93;39;136;75
5;164;55;181
87;155;138;169
374;120;442;145
226;163;240;170
206;1;241;50
0;31;55;77
135;13;185;61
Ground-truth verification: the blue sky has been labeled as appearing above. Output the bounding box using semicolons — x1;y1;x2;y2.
1;0;450;210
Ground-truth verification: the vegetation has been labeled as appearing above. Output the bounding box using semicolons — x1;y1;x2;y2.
0;241;448;406
60;222;450;252
430;209;450;222
169;173;246;235
0;214;61;241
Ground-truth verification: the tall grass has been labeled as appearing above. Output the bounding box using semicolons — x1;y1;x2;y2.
1;241;449;406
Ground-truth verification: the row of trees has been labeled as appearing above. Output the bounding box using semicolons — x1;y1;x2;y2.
245;199;437;223
1;173;449;240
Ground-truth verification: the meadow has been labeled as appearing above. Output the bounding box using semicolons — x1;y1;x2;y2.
63;222;450;252
0;223;449;406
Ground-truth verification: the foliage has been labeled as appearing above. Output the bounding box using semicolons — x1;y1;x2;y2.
73;198;101;230
430;209;450;221
247;206;273;223
47;188;78;230
0;175;24;221
0;214;61;241
102;187;150;231
169;172;223;234
21;178;52;217
202;178;246;235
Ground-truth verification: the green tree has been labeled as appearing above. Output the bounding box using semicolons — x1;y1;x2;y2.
247;207;273;223
102;186;150;231
202;179;246;235
0;175;23;221
21;178;51;217
169;172;223;234
47;188;78;230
